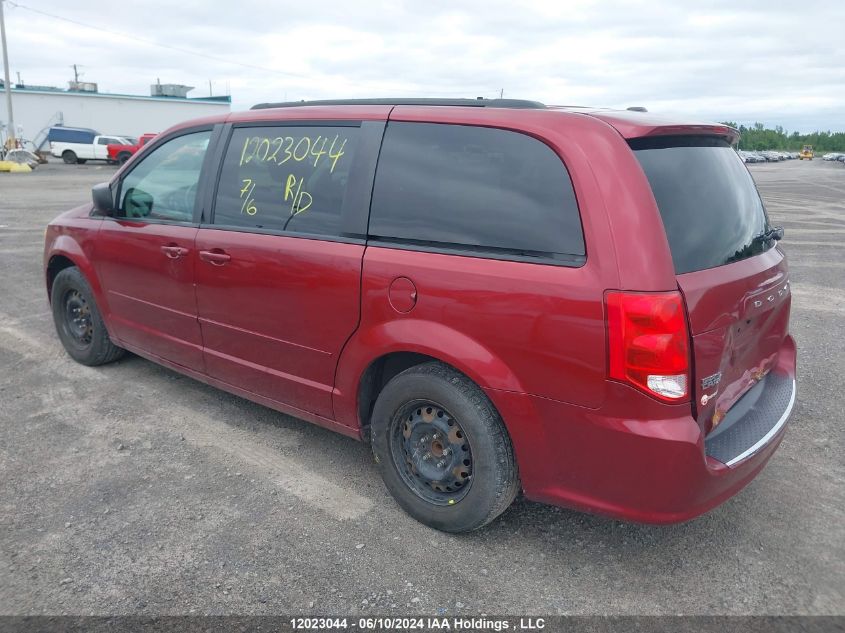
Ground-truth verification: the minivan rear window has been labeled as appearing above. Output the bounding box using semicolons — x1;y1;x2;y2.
631;136;771;274
369;122;585;263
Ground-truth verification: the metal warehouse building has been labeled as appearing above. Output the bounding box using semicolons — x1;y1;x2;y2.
0;83;231;150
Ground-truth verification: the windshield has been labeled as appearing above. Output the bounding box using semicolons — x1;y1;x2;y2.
631;136;771;274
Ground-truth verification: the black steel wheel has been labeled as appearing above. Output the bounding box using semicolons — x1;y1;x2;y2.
61;288;94;349
51;266;125;366
371;361;519;532
390;400;473;506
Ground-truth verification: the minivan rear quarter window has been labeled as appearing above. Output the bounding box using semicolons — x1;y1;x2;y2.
631;136;771;274
369;122;585;263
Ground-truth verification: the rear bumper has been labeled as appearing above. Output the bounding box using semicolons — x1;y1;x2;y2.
487;334;797;524
705;372;795;466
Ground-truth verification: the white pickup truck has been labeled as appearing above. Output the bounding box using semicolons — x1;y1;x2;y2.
47;127;132;164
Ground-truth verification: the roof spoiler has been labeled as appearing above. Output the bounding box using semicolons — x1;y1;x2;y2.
639;124;740;144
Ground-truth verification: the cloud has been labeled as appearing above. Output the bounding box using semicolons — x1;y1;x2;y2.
4;0;844;132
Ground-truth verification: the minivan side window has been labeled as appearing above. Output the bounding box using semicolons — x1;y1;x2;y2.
212;126;360;237
118;131;211;222
369;122;585;262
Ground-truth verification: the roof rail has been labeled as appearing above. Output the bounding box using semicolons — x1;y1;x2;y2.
250;98;547;111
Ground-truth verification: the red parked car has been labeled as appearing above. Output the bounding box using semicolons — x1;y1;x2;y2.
44;99;796;532
106;132;158;165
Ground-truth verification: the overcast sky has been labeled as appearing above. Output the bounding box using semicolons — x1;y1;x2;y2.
3;0;844;133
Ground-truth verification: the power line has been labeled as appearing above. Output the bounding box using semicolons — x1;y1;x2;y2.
5;1;310;79
4;2;507;101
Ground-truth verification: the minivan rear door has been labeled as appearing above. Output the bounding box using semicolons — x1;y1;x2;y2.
631;136;792;434
193;120;385;420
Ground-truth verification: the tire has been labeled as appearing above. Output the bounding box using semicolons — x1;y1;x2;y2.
370;361;519;532
77;159;87;164
118;152;131;165
51;267;125;366
61;150;77;164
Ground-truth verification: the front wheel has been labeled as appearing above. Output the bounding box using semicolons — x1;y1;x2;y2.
51;267;125;366
370;362;519;532
61;150;77;164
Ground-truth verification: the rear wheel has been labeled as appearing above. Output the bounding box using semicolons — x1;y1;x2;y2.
51;267;124;366
118;152;131;164
61;150;77;164
370;362;519;532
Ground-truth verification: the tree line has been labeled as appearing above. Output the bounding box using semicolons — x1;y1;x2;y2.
721;122;845;152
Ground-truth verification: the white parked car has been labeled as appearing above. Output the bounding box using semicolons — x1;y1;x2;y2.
822;152;844;161
47;126;132;164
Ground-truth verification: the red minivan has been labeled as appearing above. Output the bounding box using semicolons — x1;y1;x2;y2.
44;99;796;532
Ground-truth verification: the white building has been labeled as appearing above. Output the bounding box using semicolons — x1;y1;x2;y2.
0;84;231;149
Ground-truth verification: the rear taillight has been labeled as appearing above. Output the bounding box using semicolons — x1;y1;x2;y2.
606;291;690;402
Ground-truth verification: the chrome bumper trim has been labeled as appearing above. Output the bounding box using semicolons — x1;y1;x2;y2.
725;379;796;467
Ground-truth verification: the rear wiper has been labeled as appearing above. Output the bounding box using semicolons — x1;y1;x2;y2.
751;226;784;245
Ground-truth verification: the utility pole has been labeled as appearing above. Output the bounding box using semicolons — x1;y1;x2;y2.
0;0;16;149
72;64;80;82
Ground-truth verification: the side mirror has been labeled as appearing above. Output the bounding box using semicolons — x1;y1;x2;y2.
92;182;115;216
771;226;784;241
123;187;154;218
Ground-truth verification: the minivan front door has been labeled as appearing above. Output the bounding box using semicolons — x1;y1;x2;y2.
94;130;213;370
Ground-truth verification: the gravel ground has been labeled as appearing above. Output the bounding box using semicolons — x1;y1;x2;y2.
0;159;843;616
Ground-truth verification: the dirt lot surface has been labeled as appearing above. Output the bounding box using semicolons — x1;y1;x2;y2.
1;159;843;615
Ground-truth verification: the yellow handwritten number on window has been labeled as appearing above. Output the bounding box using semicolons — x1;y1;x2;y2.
240;178;258;215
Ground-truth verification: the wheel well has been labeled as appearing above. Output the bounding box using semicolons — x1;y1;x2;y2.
357;352;438;442
46;255;76;299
